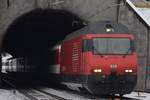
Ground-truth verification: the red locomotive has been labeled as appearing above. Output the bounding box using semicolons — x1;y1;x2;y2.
49;21;138;96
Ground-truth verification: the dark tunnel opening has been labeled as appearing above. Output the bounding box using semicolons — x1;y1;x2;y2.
1;8;86;84
2;8;86;56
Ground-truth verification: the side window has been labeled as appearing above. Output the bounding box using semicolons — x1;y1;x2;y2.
82;39;92;52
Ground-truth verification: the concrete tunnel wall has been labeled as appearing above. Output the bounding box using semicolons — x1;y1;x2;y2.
0;0;118;46
118;0;150;91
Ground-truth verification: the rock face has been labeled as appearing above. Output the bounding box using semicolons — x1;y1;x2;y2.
131;0;150;3
131;0;150;8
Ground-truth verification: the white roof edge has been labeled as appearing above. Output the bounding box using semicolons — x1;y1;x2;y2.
126;0;150;27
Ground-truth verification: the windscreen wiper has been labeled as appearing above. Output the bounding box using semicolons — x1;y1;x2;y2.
123;47;131;57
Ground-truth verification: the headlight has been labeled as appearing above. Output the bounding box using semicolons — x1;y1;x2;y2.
93;69;102;73
125;69;133;73
128;69;133;72
125;70;129;72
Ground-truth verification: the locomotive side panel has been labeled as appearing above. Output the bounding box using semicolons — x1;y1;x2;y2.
61;37;82;75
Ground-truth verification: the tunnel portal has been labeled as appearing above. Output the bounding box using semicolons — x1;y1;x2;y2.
2;8;86;72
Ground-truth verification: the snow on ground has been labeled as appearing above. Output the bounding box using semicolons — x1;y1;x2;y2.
1;88;150;100
0;89;27;100
40;87;150;100
39;87;93;100
124;92;150;100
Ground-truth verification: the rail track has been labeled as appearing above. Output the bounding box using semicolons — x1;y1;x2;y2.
1;78;68;100
36;87;140;100
1;77;140;100
19;88;68;100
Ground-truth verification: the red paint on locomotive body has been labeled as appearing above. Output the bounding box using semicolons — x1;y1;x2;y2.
60;37;82;74
60;34;137;76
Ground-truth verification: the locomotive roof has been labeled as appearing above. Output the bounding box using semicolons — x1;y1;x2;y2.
64;21;129;41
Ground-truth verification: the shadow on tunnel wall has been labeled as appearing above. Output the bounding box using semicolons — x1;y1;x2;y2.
2;8;86;72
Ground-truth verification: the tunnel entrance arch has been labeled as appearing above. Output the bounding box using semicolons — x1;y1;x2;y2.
1;8;86;73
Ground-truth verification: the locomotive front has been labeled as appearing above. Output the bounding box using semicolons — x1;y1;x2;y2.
81;34;137;96
57;21;138;96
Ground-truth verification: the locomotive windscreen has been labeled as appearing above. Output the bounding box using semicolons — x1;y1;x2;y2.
93;38;131;55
